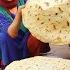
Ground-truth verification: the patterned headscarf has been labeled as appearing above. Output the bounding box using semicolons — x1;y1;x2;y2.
18;0;26;6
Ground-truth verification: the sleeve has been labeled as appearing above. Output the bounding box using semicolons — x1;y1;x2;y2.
18;0;29;33
18;0;25;6
20;23;29;34
27;34;50;56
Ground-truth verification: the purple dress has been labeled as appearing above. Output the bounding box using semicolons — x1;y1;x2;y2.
0;13;30;65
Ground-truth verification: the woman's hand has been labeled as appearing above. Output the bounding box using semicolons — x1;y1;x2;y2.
7;5;25;38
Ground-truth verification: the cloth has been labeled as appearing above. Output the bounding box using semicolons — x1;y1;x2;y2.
18;0;29;33
0;32;30;65
18;0;27;6
18;0;25;6
0;0;18;9
0;0;30;65
27;35;50;56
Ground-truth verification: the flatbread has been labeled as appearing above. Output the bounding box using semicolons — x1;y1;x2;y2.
5;56;70;70
22;0;70;45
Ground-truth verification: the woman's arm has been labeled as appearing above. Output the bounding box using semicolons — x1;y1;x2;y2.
7;8;22;38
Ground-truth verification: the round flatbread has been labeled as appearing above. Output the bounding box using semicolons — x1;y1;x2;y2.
22;0;70;45
5;56;70;70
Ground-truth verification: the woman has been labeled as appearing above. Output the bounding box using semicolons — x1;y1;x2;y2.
0;0;30;66
0;0;50;66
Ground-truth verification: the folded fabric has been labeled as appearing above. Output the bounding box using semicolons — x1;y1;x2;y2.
27;34;50;56
0;32;30;65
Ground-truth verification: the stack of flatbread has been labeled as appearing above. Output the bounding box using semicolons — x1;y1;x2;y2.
22;0;70;45
5;56;70;70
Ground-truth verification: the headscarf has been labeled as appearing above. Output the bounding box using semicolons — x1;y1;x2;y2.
18;0;29;33
18;0;25;6
0;0;18;9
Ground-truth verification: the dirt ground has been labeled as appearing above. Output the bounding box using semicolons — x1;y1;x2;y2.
45;44;70;59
